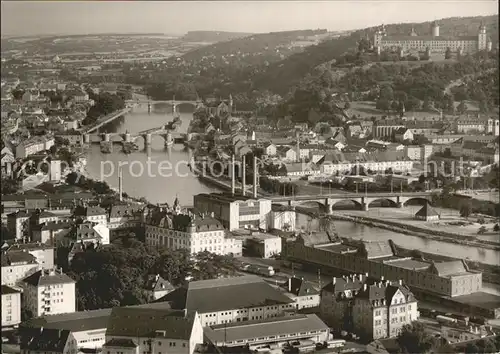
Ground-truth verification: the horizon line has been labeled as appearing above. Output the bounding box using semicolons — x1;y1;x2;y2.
1;13;497;39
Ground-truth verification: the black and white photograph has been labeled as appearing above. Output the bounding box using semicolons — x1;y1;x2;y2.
0;1;499;353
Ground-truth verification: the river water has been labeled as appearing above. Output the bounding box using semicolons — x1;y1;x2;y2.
85;103;217;206
84;104;500;266
296;213;500;266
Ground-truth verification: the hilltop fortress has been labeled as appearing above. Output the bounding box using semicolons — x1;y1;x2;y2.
374;22;493;56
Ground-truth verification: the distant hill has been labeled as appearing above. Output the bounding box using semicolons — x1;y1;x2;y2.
252;15;499;95
182;31;254;43
181;29;328;63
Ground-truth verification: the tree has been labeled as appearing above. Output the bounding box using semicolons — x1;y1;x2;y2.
479;100;489;113
376;98;391;112
464;342;480;354
477;225;487;234
459;201;472;218
445;47;452;60
397;323;439;354
379;85;394;100
477;338;497;353
404;96;421;111
390;100;399;112
457;101;467;114
422;97;432;111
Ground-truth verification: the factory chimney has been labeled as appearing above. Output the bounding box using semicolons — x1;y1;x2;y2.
253;157;258;198
231;155;236;196
118;167;123;202
241;155;246;196
296;131;300;162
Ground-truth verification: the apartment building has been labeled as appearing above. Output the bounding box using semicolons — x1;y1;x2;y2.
193;193;273;231
108;204;144;230
245;233;282;258
319;151;413;175
158;275;295;327
1;285;21;328
281;277;321;310
7;210;31;240
15;135;54;158
32;221;73;245
22;268;76;317
7;242;54;270
1;251;40;287
103;305;203;354
78;206;108;225
320;274;418;340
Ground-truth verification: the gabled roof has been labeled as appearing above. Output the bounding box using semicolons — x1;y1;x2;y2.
1;251;38;266
415;203;439;218
22;269;75;287
22;308;111;332
1;284;21;295
162;275;293;313
429;260;468;277
105;306;194;339
104;338;138;348
361;241;394;259
282;277;319;297
85;206;107;217
21;328;72;352
145;274;175;293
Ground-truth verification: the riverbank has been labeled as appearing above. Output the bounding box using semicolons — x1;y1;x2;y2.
326;213;500;251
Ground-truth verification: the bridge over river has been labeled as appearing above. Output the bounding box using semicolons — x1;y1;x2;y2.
196;168;433;212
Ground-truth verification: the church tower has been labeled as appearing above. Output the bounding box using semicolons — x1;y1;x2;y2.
478;23;488;51
173;196;182;215
431;21;440;37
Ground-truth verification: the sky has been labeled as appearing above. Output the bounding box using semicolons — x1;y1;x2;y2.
1;1;498;37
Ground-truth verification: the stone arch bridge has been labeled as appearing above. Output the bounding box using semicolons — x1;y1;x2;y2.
271;192;433;212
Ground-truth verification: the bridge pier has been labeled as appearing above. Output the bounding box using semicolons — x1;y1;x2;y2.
362;203;369;211
103;133;111;142
396;202;403;208
123;133;132;143
162;132;173;146
142;134;152;146
83;134;90;145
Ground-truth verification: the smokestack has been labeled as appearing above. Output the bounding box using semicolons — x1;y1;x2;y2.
253;157;258;198
241;155;246;196
118;167;123;202
288;278;292;292
296;132;300;162
231;155;235;196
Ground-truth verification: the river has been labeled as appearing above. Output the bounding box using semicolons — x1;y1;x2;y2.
84;103;217;205
296;213;500;266
83;103;500;266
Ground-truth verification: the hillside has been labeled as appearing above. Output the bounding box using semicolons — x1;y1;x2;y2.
182;31;254;43
252;15;499;95
181;29;328;65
